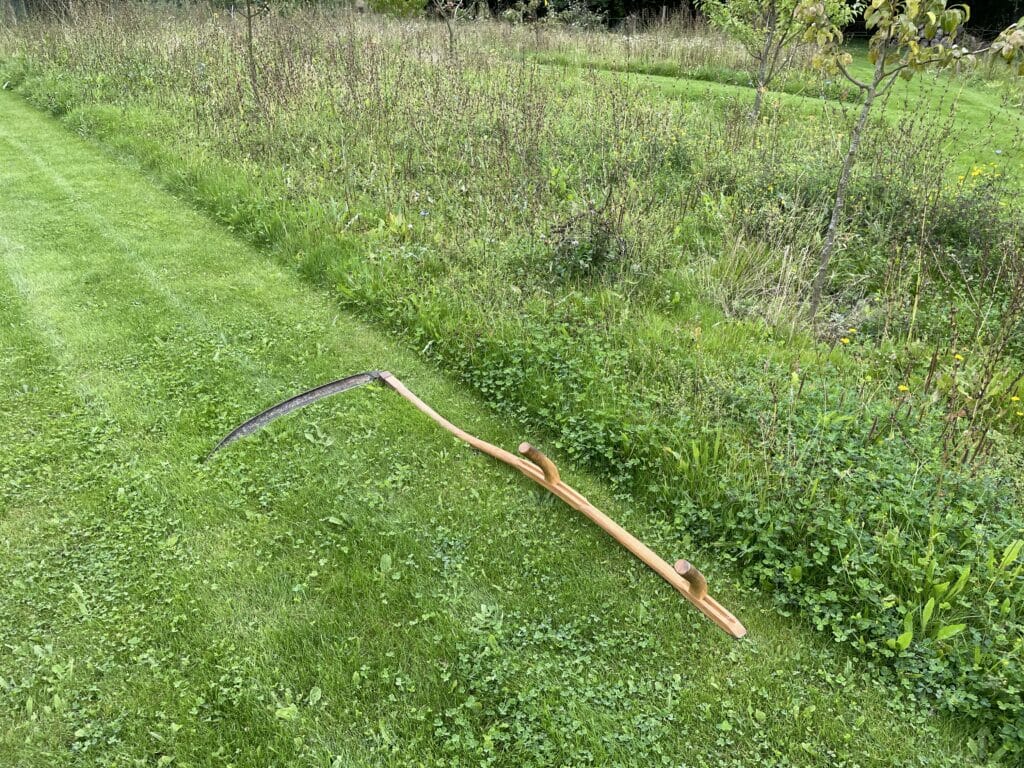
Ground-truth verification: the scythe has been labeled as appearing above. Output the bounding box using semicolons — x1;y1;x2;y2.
207;371;746;639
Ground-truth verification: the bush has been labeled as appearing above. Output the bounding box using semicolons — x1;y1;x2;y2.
546;195;630;279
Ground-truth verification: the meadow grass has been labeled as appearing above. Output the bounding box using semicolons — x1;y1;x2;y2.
2;6;1024;759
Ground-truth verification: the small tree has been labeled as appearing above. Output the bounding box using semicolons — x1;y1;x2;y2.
242;0;270;108
803;1;1024;316
431;0;467;57
699;0;854;120
2;0;17;26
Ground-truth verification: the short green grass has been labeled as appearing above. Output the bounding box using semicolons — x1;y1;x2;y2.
0;91;989;767
588;52;1024;175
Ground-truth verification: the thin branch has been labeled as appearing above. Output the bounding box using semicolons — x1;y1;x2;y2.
876;62;912;95
835;60;869;90
765;24;801;82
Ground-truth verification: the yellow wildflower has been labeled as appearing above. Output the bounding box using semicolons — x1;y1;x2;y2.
1012;396;1021;402
954;353;964;361
898;384;910;393
840;337;851;345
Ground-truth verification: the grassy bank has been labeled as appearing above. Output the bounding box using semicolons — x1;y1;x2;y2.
2;6;1023;756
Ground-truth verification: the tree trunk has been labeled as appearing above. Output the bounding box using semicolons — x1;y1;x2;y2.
244;0;261;108
752;68;767;122
751;3;777;122
444;13;455;56
809;55;885;317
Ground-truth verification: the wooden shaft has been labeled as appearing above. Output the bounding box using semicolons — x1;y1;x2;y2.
379;372;747;639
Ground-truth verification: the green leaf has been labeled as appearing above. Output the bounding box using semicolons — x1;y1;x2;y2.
921;597;935;634
379;554;392;573
935;624;966;642
946;565;971;601
940;10;960;35
895;629;913;651
999;539;1023;571
275;704;300;721
308;686;322;706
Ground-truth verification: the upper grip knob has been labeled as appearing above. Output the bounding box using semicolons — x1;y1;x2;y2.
518;442;561;485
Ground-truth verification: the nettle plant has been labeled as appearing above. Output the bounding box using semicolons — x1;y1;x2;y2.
699;0;854;120
801;0;1024;316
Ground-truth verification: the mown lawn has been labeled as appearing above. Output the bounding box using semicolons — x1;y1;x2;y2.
0;89;990;767
565;47;1024;175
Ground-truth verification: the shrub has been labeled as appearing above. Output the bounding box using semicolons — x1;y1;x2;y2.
546;194;630;279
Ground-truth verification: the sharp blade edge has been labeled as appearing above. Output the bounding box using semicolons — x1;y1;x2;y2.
206;370;385;460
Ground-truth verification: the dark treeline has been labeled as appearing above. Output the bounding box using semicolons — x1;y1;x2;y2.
970;0;1024;33
4;0;71;21
2;0;691;22
508;0;1023;31
494;0;693;24
3;0;1022;34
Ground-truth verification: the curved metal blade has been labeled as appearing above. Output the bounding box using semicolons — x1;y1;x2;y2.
206;370;385;461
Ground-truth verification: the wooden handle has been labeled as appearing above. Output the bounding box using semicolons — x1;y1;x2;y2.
518;442;560;484
674;560;708;599
379;373;745;638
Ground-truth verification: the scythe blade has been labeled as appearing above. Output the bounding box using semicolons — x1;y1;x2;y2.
206;370;385;460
